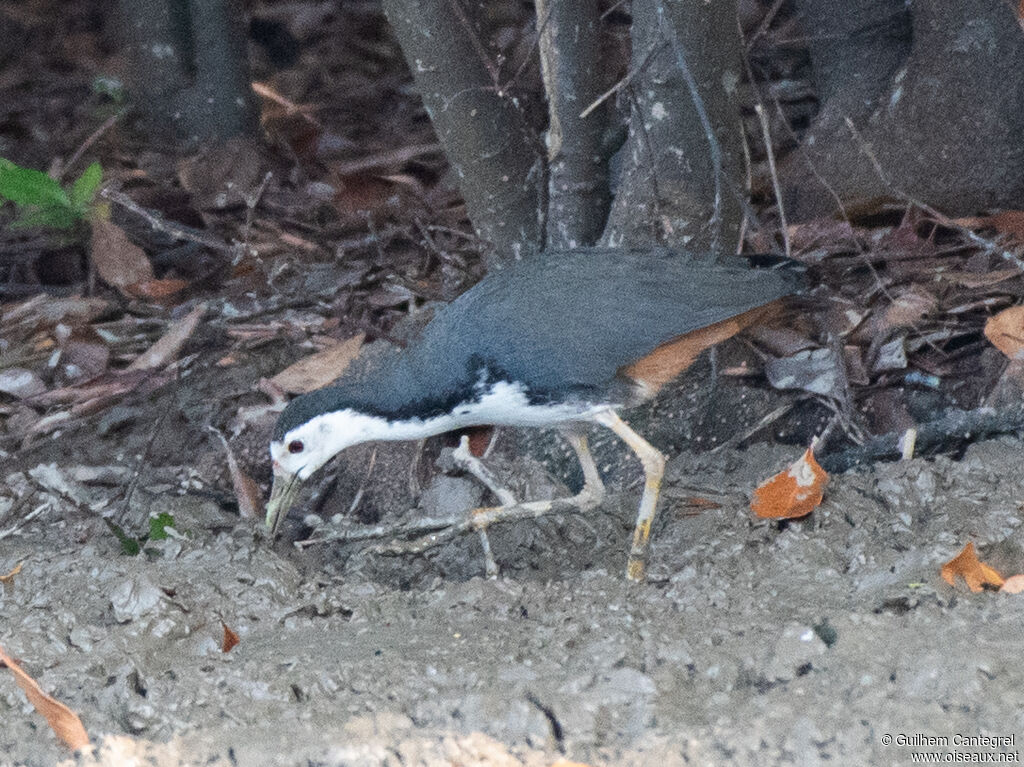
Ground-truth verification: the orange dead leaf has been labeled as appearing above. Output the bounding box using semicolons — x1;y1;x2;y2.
1;562;23;595
89;217;154;296
751;447;828;519
221;622;240;653
126;278;189;303
0;562;23;582
984;306;1024;360
940;542;1005;592
0;644;90;750
1000;574;1024;594
269;333;365;394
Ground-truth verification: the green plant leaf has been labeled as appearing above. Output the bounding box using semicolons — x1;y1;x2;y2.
69;162;103;210
0;158;70;208
13;205;81;230
148;512;176;541
104;518;141;556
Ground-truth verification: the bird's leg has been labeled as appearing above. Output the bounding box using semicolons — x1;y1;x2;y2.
376;428;608;574
558;426;605;508
452;435;516;578
592;409;667;583
452;436;518;506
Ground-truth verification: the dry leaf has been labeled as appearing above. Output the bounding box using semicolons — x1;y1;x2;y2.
127;305;205;371
680;496;723;510
947;268;1021;289
269;333;365;394
177;136;264;210
0;644;90;750
0;562;23;595
90;217;154;295
221;621;240;653
1000;574;1024;594
940;542;1005;593
984;306;1024;360
127;278;189;302
2;295;110;330
955;210;1024;242
880;287;937;331
0;562;23;582
751;447;828;519
210;428;263;520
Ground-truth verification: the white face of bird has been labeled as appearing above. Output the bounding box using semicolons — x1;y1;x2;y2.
265;408;394;537
270;409;388;480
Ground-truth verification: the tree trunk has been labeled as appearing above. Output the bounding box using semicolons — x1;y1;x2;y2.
780;0;1024;219
602;0;746;255
382;0;545;267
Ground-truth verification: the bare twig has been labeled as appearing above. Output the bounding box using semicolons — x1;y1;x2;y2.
821;402;1024;473
755;103;790;258
447;0;501;87
101;188;245;259
332;144;443;176
59;111;124;181
745;0;788;48
347;447;377;518
579;42;662;120
117;402;172;527
0;496;43;540
242;171;274;248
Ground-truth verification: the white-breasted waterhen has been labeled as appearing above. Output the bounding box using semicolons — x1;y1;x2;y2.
266;247;802;581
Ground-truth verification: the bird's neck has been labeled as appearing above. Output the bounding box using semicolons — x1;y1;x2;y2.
336;354;605;433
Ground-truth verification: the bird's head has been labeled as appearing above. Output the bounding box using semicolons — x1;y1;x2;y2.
265;389;388;537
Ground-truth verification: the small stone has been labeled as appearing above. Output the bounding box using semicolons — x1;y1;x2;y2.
110;576;164;623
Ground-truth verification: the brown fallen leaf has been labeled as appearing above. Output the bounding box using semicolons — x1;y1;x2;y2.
984;306;1024;360
751;447;828;519
2;295;112;336
127;305;206;371
0;644;90;750
269;333;365;394
221;621;240;653
127;278;189;303
89;216;154;296
955;210;1024;243
210;428;263;520
0;562;23;595
941;542;1005;593
177;136;265;210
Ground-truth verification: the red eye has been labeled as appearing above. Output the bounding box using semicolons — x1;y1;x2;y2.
288;440;304;454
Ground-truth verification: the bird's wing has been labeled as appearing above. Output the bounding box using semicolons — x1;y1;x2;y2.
410;248;801;395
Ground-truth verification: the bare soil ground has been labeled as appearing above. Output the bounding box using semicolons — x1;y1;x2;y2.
2;368;1023;766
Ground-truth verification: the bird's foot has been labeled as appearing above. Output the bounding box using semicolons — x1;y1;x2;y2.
451;435;515;578
373;490;605;575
